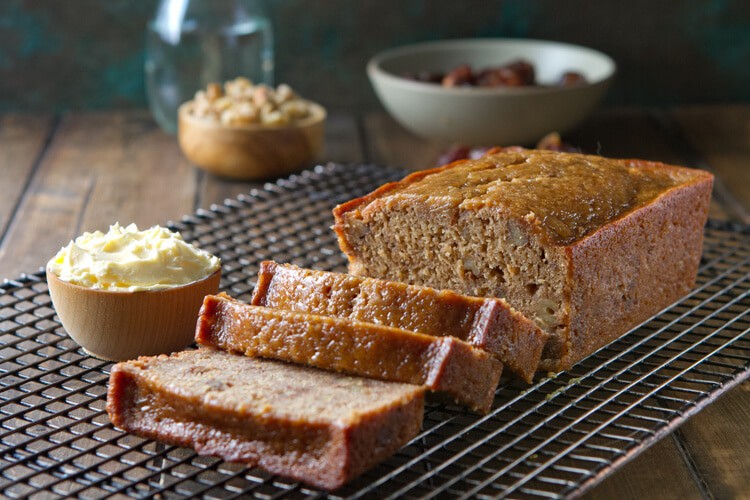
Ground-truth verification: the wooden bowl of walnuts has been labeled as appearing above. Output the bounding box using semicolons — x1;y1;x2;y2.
178;78;326;180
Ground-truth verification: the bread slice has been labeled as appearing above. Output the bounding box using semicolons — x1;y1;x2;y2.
196;293;502;413
250;260;545;382
106;349;425;490
333;148;714;372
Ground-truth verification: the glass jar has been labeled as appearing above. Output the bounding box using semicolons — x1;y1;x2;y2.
145;0;274;133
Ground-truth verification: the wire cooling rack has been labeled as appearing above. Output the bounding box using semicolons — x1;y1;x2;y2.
1;163;748;499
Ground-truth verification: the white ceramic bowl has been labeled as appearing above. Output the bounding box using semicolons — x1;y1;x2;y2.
367;38;616;146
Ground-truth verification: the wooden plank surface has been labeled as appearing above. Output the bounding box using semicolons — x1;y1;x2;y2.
677;382;750;499
663;104;750;500
672;104;750;223
580;437;704;500
0;111;197;279
363;112;449;170
0;114;54;247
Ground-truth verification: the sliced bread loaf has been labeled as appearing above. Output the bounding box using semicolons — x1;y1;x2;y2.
251;261;545;382
196;293;502;413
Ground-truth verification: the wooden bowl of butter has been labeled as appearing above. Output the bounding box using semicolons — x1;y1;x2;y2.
46;223;221;361
178;77;326;180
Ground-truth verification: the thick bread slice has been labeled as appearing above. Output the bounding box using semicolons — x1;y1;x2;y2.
107;349;425;491
196;293;502;413
251;261;546;382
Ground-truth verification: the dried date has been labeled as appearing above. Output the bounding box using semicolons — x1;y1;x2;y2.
403;59;587;88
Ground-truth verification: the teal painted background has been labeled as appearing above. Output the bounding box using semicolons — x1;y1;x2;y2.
1;0;749;112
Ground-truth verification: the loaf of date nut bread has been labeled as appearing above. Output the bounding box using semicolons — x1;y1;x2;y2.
333;148;714;372
250;260;545;382
196;293;502;413
107;349;424;490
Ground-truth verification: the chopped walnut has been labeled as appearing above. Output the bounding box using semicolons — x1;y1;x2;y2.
206;82;223;101
189;77;316;126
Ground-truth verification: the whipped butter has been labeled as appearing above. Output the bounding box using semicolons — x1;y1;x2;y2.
47;223;221;292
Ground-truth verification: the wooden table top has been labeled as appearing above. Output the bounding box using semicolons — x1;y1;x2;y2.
1;105;748;498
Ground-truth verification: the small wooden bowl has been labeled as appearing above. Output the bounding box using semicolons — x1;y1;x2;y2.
46;269;221;361
178;101;326;180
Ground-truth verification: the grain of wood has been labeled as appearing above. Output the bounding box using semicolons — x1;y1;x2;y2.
322;112;366;165
198;112;365;208
0;114;54;244
178;102;326;181
568;108;688;163
0;111;197;280
363;112;448;170
677;381;750;499
581;436;704;500
665;106;750;499
46;269;220;361
672;105;750;223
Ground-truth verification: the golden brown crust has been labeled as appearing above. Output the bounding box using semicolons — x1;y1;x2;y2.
332;158;472;254
250;261;276;306
332;158;470;220
106;350;425;490
333;149;714;374
470;298;547;382
341;389;425;481
557;171;713;371
339;150;704;247
197;293;502;413
250;261;545;382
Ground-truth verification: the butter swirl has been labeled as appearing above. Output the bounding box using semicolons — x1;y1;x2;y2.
47;223;220;291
